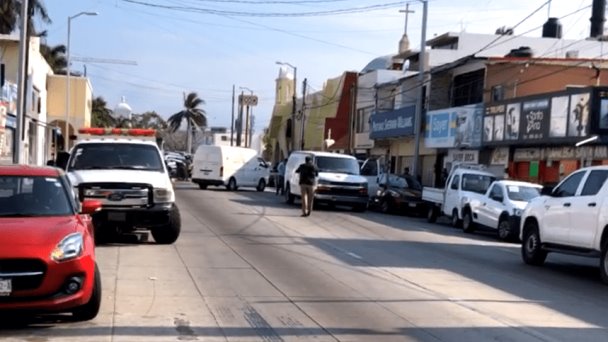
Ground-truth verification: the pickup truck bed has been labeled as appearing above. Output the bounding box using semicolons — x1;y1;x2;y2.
422;187;444;204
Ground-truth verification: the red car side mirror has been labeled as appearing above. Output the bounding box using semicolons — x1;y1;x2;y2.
81;199;102;215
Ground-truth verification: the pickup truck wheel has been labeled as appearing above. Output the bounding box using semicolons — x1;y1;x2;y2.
256;179;266;192
462;208;475;233
198;183;207;190
451;209;462;228
427;206;438;223
521;223;547;266
72;263;101;321
151;205;181;244
600;242;608;284
285;185;294;204
497;218;512;241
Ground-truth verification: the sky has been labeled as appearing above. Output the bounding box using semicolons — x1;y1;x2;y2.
41;0;593;133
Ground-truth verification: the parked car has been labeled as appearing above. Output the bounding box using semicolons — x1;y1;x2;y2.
191;145;269;191
0;165;103;320
284;151;368;212
464;180;542;240
424;163;498;228
520;166;608;283
372;173;425;215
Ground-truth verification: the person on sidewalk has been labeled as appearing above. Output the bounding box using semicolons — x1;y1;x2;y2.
276;158;287;195
295;156;318;217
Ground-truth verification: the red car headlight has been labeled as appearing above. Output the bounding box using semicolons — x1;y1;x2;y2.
50;233;84;262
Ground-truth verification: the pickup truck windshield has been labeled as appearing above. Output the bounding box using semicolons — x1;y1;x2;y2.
0;176;73;217
68;143;164;172
506;185;541;202
316;157;360;175
462;174;496;194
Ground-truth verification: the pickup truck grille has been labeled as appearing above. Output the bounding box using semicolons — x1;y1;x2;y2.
0;259;46;291
78;182;153;208
317;188;364;197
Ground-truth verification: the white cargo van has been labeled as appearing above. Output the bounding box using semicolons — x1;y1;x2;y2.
191;145;269;191
284;151;368;212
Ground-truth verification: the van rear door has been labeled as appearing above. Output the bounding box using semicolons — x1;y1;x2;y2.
197;148;222;180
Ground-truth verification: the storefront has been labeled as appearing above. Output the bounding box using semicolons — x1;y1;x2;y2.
483;87;607;185
425;103;485;183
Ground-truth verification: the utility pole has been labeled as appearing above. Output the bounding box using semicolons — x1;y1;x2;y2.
14;0;29;164
412;0;428;180
300;78;307;150
244;102;250;148
230;84;235;146
236;91;244;146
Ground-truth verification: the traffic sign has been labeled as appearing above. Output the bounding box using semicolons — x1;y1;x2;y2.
239;95;258;106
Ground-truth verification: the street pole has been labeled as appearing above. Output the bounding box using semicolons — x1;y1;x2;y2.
300;78;307;150
412;0;428;179
245;103;250;148
230;84;235;146
292;67;297;151
13;0;28;164
236;91;244;147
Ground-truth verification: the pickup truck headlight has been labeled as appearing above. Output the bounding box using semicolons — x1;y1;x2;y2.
513;209;523;216
50;233;83;262
154;188;174;203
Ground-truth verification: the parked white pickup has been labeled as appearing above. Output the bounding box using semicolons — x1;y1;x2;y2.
520;166;608;283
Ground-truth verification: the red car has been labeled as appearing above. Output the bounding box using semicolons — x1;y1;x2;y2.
0;165;102;320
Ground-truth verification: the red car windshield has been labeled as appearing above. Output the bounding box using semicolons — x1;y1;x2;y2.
0;176;74;217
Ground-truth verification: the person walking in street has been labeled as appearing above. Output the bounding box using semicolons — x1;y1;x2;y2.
276;158;287;195
295;156;318;217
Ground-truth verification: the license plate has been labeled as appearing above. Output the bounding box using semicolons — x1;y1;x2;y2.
408;203;417;208
0;278;12;296
108;212;127;222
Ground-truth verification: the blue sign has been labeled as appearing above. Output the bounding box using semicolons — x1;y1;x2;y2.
425;104;483;148
369;106;415;139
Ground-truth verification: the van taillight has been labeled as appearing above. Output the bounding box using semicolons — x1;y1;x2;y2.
220;166;224;177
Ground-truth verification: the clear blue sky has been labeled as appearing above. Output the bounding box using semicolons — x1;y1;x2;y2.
42;0;592;133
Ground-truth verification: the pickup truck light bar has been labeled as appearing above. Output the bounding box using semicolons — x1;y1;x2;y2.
78;128;156;137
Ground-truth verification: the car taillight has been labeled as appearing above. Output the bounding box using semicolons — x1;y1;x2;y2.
220;166;224;177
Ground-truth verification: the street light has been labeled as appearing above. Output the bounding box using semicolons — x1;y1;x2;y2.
275;61;297;152
239;87;254;147
65;11;97;151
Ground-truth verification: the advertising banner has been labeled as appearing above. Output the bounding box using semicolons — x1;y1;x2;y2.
370;105;415;139
425;103;483;148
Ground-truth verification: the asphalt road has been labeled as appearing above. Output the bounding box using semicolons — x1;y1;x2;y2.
2;182;608;341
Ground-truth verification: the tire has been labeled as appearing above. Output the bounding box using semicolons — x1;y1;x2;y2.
151;205;181;244
256;179;266;192
352;203;367;212
427;205;438;223
72;263;102;321
227;177;237;191
451;209;462;228
462;208;475;233
198;183;207;190
497;217;512;241
600;241;608;284
521;221;547;266
380;198;393;214
93;219;114;245
285;184;294;204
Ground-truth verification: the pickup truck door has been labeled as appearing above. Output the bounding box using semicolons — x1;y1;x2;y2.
541;170;586;244
479;184;506;229
568;170;608;249
444;174;460;217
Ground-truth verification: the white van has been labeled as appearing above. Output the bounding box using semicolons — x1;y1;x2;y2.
284;151;368;211
191;145;269;191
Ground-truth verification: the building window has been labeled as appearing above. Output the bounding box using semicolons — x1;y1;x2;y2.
356;107;372;133
452;69;485;107
221;135;228;141
491;85;504;102
31;88;40;113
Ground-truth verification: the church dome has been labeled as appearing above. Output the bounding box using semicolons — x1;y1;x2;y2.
361;55;392;73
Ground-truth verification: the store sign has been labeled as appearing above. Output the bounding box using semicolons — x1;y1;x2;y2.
484;88;592;146
447;149;479;164
0;82;18;115
425;103;483;148
513;148;541;161
370;105;415;139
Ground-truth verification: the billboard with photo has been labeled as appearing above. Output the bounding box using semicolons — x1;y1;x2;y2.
568;93;590;137
425;103;483;148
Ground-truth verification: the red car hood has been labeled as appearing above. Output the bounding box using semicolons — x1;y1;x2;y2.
0;216;79;248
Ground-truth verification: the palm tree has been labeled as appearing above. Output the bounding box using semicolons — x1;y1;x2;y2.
91;96;116;128
0;0;51;35
40;43;67;74
167;92;207;154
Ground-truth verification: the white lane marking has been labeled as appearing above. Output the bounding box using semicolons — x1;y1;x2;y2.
347;252;363;260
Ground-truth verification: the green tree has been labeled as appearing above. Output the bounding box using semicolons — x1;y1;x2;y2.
167;92;207;154
91;96;115;128
40;43;66;74
0;0;51;35
132;111;168;130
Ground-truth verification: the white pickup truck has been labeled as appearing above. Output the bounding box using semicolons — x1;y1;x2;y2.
463;180;542;240
424;164;498;229
519;166;608;283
